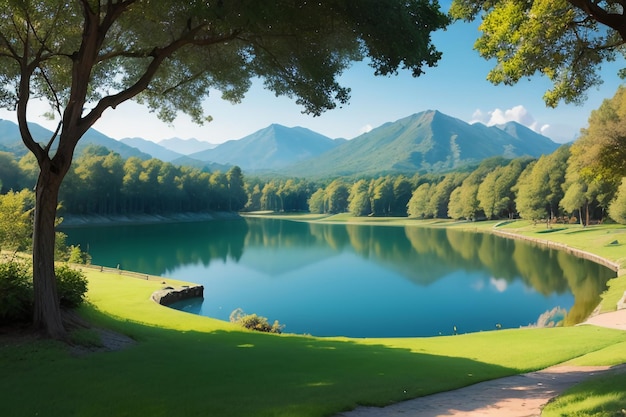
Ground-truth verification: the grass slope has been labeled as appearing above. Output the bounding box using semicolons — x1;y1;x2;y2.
542;370;626;417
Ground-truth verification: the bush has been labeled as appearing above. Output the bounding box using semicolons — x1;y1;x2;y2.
0;261;88;326
0;259;33;325
229;308;284;334
55;265;88;308
608;178;626;224
67;244;92;265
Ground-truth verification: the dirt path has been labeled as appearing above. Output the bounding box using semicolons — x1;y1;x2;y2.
335;310;626;417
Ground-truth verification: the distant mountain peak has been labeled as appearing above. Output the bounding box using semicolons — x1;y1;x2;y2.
120;137;185;162
187;124;338;171
157;137;216;155
283;110;559;177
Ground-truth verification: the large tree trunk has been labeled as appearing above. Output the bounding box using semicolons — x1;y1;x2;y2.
32;160;66;339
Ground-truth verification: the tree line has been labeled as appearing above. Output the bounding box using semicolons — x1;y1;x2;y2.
1;142;626;226
305;146;625;225
1;144;248;217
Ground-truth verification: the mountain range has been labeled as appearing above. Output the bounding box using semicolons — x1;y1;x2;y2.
1;110;560;177
283;110;559;176
0;119;152;160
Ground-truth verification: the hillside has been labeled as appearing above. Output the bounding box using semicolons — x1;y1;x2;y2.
188;124;339;171
120;137;184;162
78;129;152;160
0;120;151;160
283;110;559;177
158;137;216;155
0;120;63;156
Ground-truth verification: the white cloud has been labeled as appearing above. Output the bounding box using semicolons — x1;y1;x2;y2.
539;124;551;135
359;124;373;134
489;277;508;293
470;105;550;135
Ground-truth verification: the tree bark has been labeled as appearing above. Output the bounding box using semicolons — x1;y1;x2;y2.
32;159;66;339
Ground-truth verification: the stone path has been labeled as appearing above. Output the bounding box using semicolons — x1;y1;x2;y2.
335;310;626;417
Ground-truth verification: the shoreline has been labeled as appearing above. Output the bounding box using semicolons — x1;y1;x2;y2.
490;228;621;272
61;213;624;312
58;211;241;228
60;213;624;274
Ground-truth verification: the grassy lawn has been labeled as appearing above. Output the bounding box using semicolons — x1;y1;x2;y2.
2;218;626;416
542;370;626;417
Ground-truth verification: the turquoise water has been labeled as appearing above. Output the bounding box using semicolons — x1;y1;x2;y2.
63;218;615;337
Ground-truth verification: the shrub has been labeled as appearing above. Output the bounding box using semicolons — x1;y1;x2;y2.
229;308;284;334
0;261;87;326
55;265;88;308
67;244;92;265
0;259;33;325
608;178;626;224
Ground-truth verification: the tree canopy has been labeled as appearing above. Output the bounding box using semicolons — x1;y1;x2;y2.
449;0;626;107
0;0;449;338
572;85;626;183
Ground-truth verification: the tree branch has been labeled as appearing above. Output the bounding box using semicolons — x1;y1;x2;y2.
11;11;46;163
82;27;241;129
0;29;21;60
567;0;626;40
59;0;135;143
160;71;205;96
17;63;46;163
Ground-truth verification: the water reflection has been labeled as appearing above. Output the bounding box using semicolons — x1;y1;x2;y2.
63;218;615;337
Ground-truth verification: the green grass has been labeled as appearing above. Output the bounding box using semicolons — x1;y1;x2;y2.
1;270;626;417
542;370;626;417
492;221;626;267
565;341;626;366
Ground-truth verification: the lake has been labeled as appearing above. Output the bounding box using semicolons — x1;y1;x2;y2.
62;217;615;338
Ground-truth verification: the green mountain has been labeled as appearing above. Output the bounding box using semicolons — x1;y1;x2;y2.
120;138;227;172
169;155;232;172
0;119;151;160
158;137;216;155
188;124;339;171
284;110;560;177
120;137;184;162
78;129;151;160
0;119;57;156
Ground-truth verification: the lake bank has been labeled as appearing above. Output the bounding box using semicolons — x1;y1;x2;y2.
58;211;241;228
62;211;626;279
491;228;621;272
61;212;626;274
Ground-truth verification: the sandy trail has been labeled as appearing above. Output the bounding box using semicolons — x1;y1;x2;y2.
336;310;626;417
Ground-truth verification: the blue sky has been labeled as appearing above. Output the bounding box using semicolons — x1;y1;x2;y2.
1;9;624;145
